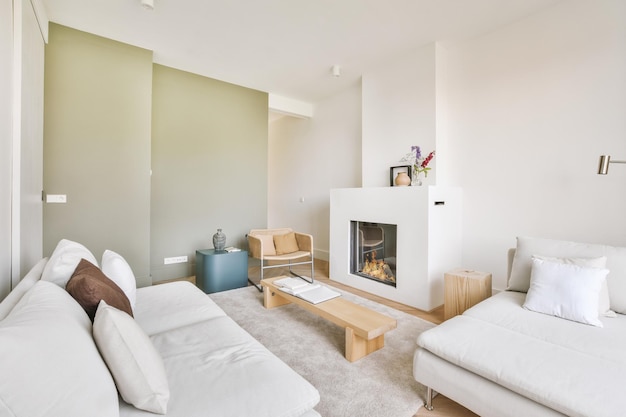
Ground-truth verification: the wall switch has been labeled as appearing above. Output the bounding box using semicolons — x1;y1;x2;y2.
46;194;67;203
164;255;188;265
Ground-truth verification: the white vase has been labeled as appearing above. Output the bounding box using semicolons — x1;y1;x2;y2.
412;170;423;186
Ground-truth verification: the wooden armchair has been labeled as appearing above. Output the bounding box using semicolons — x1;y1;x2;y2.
247;228;314;291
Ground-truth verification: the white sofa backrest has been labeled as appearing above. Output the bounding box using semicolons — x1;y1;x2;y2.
508;236;626;314
507;248;515;286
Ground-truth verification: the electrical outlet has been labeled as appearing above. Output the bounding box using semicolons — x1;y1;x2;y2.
164;256;188;265
46;194;67;203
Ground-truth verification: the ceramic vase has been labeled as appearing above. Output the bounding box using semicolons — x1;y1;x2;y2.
212;228;226;251
394;172;411;186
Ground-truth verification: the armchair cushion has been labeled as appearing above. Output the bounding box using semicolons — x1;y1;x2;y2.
258;234;276;256
274;232;299;255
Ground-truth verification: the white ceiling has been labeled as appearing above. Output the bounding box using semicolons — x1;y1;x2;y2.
41;0;561;104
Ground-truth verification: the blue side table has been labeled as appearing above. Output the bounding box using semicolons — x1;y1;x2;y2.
195;249;249;293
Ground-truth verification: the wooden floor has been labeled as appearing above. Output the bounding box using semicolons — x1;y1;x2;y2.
246;259;479;417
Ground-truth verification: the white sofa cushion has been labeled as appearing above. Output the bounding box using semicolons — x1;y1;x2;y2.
508;236;626;314
119;315;319;417
41;239;98;287
0;281;119;417
133;281;227;336
523;258;608;327
101;249;138;311
417;291;626;417
94;300;169;414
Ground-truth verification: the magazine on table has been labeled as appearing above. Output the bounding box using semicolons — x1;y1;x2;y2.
274;277;341;304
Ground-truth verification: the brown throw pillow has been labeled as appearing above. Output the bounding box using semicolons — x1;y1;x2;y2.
273;232;299;255
66;258;133;321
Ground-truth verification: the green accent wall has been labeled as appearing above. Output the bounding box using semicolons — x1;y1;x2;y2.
150;64;268;281
43;24;268;285
43;24;153;286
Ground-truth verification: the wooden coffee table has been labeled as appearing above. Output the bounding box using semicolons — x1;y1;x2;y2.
260;276;397;362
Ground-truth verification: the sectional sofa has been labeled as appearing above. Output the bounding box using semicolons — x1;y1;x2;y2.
413;236;626;417
0;239;320;417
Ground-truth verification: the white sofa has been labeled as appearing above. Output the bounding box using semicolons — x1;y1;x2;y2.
0;243;320;417
413;236;626;417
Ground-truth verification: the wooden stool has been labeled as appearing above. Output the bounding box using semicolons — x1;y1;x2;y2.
444;268;492;320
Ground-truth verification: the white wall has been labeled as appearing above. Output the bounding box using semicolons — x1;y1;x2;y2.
269;0;626;292
445;0;626;289
268;84;362;260
362;43;438;187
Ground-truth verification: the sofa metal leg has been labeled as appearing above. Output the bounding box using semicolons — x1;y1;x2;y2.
424;387;434;411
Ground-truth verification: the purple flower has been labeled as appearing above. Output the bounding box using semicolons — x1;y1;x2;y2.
411;145;421;160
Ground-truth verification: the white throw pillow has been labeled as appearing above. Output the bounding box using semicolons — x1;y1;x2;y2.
523;258;608;327
533;255;615;318
41;239;98;287
93;300;170;414
0;281;119;417
101;249;137;310
508;236;626;314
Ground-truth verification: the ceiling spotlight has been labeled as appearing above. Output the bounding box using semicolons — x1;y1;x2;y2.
331;65;341;77
141;0;154;10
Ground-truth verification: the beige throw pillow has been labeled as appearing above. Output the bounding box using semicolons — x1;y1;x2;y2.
257;234;277;256
274;232;299;255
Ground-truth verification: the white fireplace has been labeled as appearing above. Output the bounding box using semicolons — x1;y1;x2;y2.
329;186;462;311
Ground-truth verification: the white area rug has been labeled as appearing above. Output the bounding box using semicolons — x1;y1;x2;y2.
210;285;435;417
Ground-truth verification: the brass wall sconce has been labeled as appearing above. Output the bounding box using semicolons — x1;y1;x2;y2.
598;155;626;175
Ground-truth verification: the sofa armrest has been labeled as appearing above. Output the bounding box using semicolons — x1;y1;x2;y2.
0;257;48;321
247;234;263;259
295;232;313;253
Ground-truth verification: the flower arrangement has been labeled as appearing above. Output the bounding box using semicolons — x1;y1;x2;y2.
400;146;435;185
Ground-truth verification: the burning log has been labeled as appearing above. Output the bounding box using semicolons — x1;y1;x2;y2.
361;252;395;282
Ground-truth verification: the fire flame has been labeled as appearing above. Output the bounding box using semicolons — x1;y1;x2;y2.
361;251;395;283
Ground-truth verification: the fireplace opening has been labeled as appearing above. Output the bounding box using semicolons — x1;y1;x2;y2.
350;221;397;287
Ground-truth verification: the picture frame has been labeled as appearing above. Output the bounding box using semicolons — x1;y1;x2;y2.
390;165;412;186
